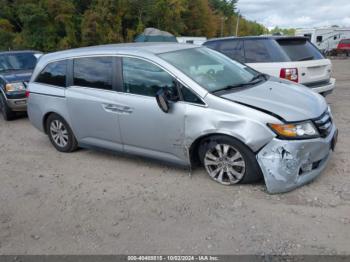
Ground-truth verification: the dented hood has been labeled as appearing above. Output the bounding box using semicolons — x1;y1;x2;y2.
220;78;327;122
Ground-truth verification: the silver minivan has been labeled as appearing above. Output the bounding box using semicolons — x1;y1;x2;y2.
27;43;338;193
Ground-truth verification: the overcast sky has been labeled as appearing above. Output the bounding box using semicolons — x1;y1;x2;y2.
237;0;350;29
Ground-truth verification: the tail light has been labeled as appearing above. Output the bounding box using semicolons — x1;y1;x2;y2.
280;68;299;83
25;90;30;98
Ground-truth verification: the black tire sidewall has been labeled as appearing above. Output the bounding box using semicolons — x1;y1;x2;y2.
0;93;15;121
46;114;77;152
198;135;263;184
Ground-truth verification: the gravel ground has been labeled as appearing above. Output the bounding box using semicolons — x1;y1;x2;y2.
0;60;349;255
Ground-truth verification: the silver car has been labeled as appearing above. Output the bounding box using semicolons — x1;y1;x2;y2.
27;43;338;193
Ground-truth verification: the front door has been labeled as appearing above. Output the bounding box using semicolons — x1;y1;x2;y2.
117;57;187;165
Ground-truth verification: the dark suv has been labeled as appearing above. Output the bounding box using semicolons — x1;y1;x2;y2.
203;36;335;95
0;50;41;120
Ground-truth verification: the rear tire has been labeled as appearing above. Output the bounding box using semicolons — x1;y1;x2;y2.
198;135;263;185
0;93;15;121
46;113;78;153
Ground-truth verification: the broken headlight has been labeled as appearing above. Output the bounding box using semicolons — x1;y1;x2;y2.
268;121;319;139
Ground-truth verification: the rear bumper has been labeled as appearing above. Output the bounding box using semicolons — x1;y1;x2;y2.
257;125;337;194
6;98;27;111
307;78;335;95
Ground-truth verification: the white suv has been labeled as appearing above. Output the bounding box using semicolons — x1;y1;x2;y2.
203;36;335;96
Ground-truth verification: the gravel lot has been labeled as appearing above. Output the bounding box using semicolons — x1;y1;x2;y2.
0;59;349;255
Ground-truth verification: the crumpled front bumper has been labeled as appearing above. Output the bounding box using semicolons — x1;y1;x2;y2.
257;125;337;194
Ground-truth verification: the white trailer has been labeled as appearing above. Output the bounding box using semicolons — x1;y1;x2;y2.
176;37;207;45
295;27;350;54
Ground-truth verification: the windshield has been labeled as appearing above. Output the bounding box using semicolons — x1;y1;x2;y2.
0;53;37;72
277;39;324;61
159;47;262;93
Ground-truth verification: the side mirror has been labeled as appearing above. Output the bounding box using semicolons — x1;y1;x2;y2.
156;88;170;113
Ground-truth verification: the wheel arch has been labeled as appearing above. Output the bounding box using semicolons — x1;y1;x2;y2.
188;132;250;167
42;111;70;134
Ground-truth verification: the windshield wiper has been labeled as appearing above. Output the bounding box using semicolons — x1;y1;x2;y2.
213;79;262;94
298;56;314;61
212;73;267;94
249;73;266;82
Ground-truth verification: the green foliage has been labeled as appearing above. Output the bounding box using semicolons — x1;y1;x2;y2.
269;26;296;36
0;0;268;52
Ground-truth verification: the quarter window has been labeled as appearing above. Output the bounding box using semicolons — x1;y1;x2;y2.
122;57;177;97
181;87;204;105
73;57;113;90
36;60;67;87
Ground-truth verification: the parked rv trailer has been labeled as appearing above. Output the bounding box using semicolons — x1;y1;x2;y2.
177;37;207;45
295;27;350;54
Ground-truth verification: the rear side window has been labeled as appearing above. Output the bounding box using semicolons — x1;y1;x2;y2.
73;57;113;90
277;39;324;61
244;39;285;63
36;60;67;87
203;41;217;49
122;57;177;97
217;40;245;63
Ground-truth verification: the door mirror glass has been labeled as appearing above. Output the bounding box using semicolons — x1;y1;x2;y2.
156;88;170;113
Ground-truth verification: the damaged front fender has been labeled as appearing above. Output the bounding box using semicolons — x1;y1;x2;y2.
257;126;337;194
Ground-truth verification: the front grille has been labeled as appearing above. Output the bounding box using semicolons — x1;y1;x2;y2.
313;111;332;138
303;79;330;88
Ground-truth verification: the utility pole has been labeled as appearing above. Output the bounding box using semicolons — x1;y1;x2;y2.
235;12;240;37
220;17;225;37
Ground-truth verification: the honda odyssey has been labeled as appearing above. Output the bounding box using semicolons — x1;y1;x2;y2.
27;43;338;193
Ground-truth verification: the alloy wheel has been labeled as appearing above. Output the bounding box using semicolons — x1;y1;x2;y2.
50;120;69;148
204;144;246;185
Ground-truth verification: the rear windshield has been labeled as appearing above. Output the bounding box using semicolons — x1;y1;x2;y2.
277;39;324;61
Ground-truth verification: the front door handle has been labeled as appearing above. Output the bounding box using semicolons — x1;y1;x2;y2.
122;106;133;113
103;104;133;114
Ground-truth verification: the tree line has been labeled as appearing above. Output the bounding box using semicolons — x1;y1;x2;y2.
0;0;268;52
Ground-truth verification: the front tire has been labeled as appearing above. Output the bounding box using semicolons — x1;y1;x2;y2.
46;114;78;153
0;94;16;121
198;135;262;185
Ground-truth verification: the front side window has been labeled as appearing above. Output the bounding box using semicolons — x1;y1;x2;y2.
36;60;67;87
122;57;177;97
159;47;262;93
73;57;113;90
